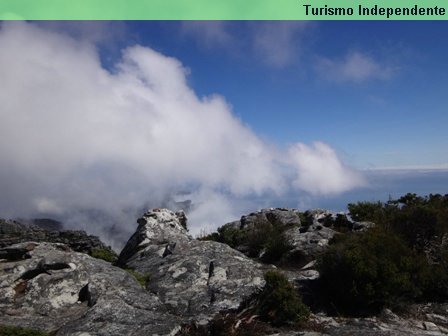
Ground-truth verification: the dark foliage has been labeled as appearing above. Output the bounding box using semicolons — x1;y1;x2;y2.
124;268;151;288
318;228;425;315
319;193;448;316
348;201;383;222
0;326;49;336
199;219;293;265
348;193;448;252
90;247;118;263
257;270;310;326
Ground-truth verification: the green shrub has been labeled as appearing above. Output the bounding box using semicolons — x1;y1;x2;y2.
217;224;246;249
197;231;220;242
198;224;246;249
261;229;293;264
318;228;432;315
348;201;383;222
299;211;314;228
90;247;118;263
125;269;151;288
334;214;353;232
348;193;448;258
242;218;272;258
0;326;49;336
200;218;294;265
257;270;310;326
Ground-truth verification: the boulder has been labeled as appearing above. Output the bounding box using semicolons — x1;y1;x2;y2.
240;208;301;230
118;208;265;324
0;242;180;335
285;224;336;261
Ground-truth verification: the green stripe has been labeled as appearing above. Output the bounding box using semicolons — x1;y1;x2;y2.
0;0;446;20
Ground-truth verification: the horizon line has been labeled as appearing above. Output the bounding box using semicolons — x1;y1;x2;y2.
361;163;448;172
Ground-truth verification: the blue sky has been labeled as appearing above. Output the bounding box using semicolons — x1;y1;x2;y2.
0;21;447;241
117;21;448;169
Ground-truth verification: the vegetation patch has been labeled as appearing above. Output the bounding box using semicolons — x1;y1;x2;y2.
0;326;49;336
318;228;424;315
199;217;294;265
318;193;448;316
125;268;151;288
90;247;118;263
256;270;310;326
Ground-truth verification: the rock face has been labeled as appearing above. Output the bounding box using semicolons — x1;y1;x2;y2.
0;219;116;257
0;242;180;335
118;208;265;323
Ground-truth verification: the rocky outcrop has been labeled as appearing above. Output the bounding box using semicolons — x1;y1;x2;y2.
268;305;448;335
0;219;116;258
0;242;180;335
241;208;302;230
1;207;447;336
218;208;337;264
118;208;265;324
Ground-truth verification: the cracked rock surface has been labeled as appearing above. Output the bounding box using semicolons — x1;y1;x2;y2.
118;208;265;323
0;242;180;335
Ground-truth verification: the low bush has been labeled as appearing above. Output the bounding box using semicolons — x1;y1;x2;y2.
0;326;49;336
125;269;151;288
334;214;353;231
257;270;310;326
317;227;447;315
261;229;293;264
198;218;293;264
299;211;314;228
90;247;118;263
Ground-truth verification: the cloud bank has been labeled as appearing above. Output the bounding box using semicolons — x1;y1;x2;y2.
0;22;364;247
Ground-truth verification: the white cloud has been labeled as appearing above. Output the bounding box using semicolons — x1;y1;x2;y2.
180;21;233;48
35;21;127;45
288;142;366;195
180;21;310;68
251;21;309;68
316;51;394;83
0;22;364;247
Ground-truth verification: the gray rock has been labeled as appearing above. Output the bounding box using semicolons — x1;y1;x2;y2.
285;224;336;261
0;242;180;335
308;209;333;225
118;208;265;323
307;307;448;336
240;208;301;230
352;221;376;231
422;321;440;331
0;219;117;259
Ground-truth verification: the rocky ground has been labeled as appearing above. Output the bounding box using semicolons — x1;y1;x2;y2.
0;218;116;257
0;208;447;335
